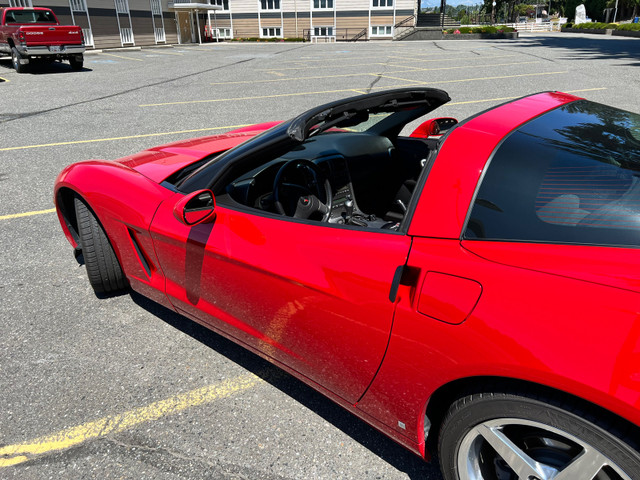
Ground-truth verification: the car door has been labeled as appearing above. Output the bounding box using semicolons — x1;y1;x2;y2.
150;198;411;404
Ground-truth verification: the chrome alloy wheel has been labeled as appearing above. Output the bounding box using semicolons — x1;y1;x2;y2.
457;418;633;480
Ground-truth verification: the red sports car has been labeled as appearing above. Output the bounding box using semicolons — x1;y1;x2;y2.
54;88;640;480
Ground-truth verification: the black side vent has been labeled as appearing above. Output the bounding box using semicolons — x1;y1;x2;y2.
128;229;152;277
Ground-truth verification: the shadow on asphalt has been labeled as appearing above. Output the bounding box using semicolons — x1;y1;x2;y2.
130;291;444;480
518;34;640;67
0;57;91;74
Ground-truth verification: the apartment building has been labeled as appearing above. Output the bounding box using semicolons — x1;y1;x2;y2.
3;0;415;48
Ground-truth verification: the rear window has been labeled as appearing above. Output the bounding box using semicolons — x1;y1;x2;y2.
5;10;56;24
465;100;640;247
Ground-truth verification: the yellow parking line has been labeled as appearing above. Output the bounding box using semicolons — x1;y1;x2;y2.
0;373;261;468
147;71;568;108
0;208;56;221
255;54;518;71
146;50;184;56
210;61;540;87
140;88;366;107
414;70;568;86
101;52;144;62
0;76;9;83
0;124;251;152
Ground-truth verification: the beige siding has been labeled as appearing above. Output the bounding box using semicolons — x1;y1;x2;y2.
233;0;258;14
232;17;259;37
282;15;310;37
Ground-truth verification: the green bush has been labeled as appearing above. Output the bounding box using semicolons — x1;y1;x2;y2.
616;23;640;31
459;26;473;33
564;22;573;28
482;26;498;33
573;22;616;29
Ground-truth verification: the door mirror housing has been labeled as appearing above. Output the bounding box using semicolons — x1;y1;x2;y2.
174;189;216;226
410;117;458;138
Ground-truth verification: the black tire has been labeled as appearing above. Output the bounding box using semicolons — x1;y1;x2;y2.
11;47;27;73
74;197;127;294
438;391;640;480
69;55;83;71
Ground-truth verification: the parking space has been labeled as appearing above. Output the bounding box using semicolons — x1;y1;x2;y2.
1;34;639;479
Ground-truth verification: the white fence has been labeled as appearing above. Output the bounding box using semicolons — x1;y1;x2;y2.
504;22;562;32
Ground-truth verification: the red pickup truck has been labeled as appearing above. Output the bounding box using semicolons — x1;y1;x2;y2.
0;7;85;73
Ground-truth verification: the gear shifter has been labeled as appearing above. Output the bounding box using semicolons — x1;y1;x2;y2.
344;198;354;220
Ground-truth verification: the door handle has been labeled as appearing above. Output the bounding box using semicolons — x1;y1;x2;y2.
389;265;419;303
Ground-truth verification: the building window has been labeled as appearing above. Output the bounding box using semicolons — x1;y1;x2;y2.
212;0;230;9
261;27;282;37
9;0;33;6
314;26;334;36
371;25;392;36
214;28;232;38
313;0;333;8
260;0;280;9
371;0;393;7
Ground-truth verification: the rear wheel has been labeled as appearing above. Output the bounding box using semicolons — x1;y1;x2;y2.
69;55;83;71
11;47;27;73
438;392;640;480
74;197;127;294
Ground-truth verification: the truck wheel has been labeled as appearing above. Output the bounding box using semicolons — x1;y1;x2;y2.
11;47;27;73
69;55;84;71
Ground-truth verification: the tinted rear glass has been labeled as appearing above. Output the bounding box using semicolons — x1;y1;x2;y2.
465;100;640;247
6;10;56;23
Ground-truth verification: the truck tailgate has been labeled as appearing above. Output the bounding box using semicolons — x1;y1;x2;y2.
20;25;83;46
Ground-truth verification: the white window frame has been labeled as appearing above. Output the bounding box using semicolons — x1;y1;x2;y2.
313;26;334;36
370;25;393;36
371;0;393;8
259;0;281;11
211;0;230;10
214;27;232;38
261;26;282;37
9;0;33;7
312;0;334;9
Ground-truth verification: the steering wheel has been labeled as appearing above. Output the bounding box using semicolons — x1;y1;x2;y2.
273;159;333;221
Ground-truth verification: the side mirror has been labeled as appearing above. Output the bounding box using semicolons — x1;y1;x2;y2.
410;117;458;138
174;189;216;226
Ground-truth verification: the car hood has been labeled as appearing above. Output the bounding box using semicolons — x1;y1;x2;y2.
117;122;280;184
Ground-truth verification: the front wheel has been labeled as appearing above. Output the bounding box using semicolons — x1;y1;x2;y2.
74;197;127;294
11;47;27;73
438;391;640;480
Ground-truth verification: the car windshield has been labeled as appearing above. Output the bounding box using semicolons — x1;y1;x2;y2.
6;10;56;23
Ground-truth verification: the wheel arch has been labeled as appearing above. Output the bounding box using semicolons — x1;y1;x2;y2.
424;375;640;455
55;186;82;250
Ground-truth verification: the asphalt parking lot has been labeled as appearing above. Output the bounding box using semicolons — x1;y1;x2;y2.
1;33;639;479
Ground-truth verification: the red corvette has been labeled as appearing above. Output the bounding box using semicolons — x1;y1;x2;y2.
55;88;640;479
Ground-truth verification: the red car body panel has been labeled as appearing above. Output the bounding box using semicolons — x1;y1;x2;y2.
54;91;640;460
149;201;411;403
409;91;579;239
121;122;281;183
358;237;640;452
